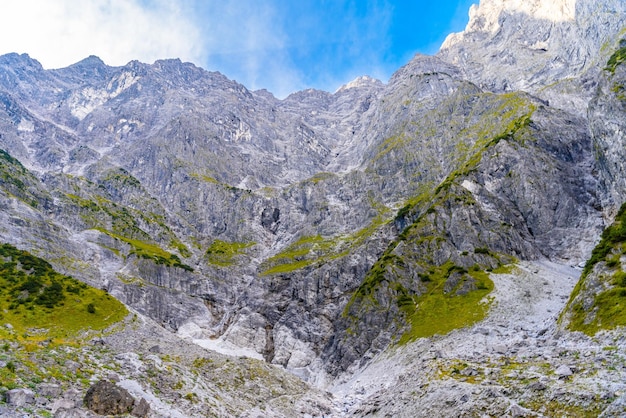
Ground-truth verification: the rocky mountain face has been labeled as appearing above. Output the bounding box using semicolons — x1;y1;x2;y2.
1;0;626;416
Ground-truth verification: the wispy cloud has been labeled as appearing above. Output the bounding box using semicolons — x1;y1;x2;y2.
0;0;203;68
195;1;303;96
0;0;467;98
193;0;394;97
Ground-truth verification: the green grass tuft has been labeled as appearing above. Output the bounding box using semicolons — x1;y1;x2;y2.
206;239;255;267
605;40;626;74
398;268;493;343
96;229;193;271
260;213;390;276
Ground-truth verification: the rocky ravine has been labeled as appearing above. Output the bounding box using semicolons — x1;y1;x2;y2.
1;0;626;416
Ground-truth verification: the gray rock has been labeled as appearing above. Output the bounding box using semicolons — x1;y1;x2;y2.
64;360;81;373
555;365;573;378
461;367;479;377
52;398;78;413
63;388;83;403
527;381;547;391
38;383;62;398
493;344;508;355
131;398;151;418
54;407;100;418
83;380;135;416
508;403;532;417
5;388;35;407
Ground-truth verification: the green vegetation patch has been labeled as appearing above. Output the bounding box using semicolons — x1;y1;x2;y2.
261;235;333;275
348;246;495;344
370;91;536;186
101;167;141;188
0;243;127;339
206;239;255;267
260;214;389;276
0;149;42;207
96;229;193;271
564;202;626;334
65;175;192;265
581;203;626;277
395;105;535;224
434;111;533;196
396;265;493;343
190;173;220;184
605;39;626;74
308;172;336;184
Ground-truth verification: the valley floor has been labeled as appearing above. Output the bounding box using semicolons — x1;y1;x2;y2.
330;261;626;417
3;260;626;417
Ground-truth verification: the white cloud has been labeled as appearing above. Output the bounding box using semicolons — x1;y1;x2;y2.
193;1;394;97
194;2;307;97
0;0;204;68
0;0;398;97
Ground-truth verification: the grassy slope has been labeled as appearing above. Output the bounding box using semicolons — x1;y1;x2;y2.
0;243;128;340
562;203;626;334
0;243;128;398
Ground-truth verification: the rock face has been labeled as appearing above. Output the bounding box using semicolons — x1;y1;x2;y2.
439;0;626;114
590;38;626;210
0;0;624;402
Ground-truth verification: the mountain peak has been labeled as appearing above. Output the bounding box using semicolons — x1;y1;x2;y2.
72;55;105;67
335;75;382;93
442;0;576;49
0;52;43;70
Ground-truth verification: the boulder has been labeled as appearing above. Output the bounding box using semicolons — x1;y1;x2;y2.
54;407;100;418
555;365;573;379
508;403;532;417
52;398;77;413
5;388;35;407
38;382;63;398
83;380;135;415
527;381;547;391
132;398;151;418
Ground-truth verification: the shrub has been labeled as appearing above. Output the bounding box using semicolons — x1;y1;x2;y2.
418;273;431;282
35;281;65;308
607;258;620;268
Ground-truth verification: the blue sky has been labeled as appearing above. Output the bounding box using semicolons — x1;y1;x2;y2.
0;0;475;98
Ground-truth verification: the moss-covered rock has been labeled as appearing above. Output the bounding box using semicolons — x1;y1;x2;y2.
561;202;626;334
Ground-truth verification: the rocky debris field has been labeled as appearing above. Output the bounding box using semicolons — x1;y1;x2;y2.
331;261;626;417
5;260;623;417
0;313;333;417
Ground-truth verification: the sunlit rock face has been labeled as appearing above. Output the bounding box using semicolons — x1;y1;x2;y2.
451;0;577;37
440;0;626;114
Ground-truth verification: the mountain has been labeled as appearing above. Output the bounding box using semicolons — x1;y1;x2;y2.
1;0;626;416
